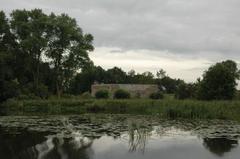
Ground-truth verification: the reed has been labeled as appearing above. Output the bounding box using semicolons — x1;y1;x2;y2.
2;98;240;121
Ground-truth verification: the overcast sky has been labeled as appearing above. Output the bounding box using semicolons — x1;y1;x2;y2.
1;0;240;84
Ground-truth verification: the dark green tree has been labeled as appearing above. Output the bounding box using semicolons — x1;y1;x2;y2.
105;67;127;83
156;76;183;93
0;11;19;102
197;60;240;100
10;9;48;91
175;82;196;100
46;13;94;98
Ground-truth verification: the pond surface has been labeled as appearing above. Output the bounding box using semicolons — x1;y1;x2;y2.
0;114;240;159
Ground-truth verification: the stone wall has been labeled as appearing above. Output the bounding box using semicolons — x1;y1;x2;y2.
91;84;159;98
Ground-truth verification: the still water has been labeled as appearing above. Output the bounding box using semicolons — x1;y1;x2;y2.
0;114;240;159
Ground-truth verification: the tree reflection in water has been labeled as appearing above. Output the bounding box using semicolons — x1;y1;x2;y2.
34;117;94;159
35;135;93;159
203;137;238;156
0;115;240;159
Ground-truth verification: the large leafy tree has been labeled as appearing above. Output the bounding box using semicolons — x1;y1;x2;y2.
10;9;48;90
198;60;240;100
46;13;94;97
0;11;19;102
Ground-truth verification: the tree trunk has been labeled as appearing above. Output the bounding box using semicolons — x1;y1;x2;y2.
56;80;61;99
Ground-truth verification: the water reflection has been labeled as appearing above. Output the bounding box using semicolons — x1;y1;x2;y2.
0;115;240;159
35;136;93;159
203;138;238;156
126;121;152;153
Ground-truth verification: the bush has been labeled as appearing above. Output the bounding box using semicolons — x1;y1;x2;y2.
0;80;20;102
35;84;49;99
175;83;195;100
17;94;41;100
81;92;92;99
149;92;164;99
114;89;130;99
95;90;109;99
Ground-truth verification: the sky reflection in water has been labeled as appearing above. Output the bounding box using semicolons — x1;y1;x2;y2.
0;114;240;159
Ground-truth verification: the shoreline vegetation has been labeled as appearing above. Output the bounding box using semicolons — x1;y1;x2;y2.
2;97;240;121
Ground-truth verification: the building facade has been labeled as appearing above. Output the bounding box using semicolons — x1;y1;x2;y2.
91;84;159;98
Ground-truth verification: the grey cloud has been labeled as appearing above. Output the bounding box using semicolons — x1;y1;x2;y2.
1;0;240;60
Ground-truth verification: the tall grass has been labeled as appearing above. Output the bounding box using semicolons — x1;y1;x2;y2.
1;98;240;121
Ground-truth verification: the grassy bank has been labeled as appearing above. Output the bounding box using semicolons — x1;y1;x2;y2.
1;98;240;121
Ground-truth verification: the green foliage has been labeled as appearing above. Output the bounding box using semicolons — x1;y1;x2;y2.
95;90;109;99
149;92;164;99
2;98;240;121
17;94;41;100
69;65;100;94
45;13;94;98
34;84;49;99
80;92;92;99
156;76;184;93
175;82;196;100
105;67;127;83
156;69;166;79
10;9;49;90
197;60;240;100
114;89;131;99
0;80;20;101
0;9;94;102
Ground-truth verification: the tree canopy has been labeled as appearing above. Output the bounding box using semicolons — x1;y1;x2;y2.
197;60;240;100
0;9;94;101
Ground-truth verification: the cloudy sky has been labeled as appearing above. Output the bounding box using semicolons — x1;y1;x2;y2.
1;0;240;83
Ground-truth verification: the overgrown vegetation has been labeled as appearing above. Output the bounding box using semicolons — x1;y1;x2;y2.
95;90;109;99
2;98;240;121
149;92;164;99
114;89;131;99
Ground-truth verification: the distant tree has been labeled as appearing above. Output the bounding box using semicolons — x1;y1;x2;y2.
126;69;136;84
94;66;107;83
175;82;196;100
132;72;155;84
142;71;154;79
69;67;96;94
156;76;183;93
46;13;94;98
105;67;127;83
128;70;136;77
197;60;240;100
156;69;166;79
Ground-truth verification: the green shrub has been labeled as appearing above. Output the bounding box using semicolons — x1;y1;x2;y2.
81;92;92;99
149;92;164;99
0;80;20;102
95;90;109;99
114;89;130;99
175;83;195;100
17;94;41;100
35;84;49;99
61;94;75;99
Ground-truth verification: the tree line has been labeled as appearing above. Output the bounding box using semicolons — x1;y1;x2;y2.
0;9;239;102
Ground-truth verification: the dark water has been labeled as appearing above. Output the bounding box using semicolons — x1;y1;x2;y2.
0;114;240;159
